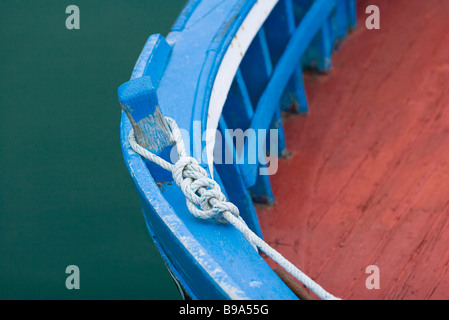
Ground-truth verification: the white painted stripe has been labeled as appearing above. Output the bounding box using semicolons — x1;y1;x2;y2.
205;0;279;176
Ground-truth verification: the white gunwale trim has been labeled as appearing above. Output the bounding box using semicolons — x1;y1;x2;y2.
205;0;279;176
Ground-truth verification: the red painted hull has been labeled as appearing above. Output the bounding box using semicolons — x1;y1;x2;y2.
258;0;449;300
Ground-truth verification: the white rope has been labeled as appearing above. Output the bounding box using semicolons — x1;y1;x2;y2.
128;116;340;300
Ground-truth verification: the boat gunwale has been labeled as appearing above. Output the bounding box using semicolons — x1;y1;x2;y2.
120;0;304;300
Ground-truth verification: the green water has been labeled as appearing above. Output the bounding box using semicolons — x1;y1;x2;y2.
0;0;187;299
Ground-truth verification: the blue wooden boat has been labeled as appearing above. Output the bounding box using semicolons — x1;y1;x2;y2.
118;0;357;300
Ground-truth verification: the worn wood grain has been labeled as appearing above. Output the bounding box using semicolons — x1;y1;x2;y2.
258;0;449;300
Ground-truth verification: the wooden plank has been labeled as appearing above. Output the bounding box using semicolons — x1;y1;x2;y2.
118;76;174;183
238;26;279;203
265;0;309;113
222;69;253;131
256;26;288;158
120;0;300;299
258;0;449;299
248;0;337;153
293;0;333;72
131;34;172;84
215;116;264;237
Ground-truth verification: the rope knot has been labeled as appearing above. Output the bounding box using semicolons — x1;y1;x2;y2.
128;116;340;299
172;156;239;223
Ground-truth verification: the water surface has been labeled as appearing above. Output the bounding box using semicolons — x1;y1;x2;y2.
0;0;186;299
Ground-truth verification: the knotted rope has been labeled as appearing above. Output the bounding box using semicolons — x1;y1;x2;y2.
128;116;340;300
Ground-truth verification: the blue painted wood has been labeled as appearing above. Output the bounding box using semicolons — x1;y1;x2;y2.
118;76;174;182
234;68;255;121
269;107;288;157
229;33;269;191
170;0;202;32
121;113;296;299
249;0;338;148
249;164;275;205
238;27;278;205
257;27;288;158
326;0;358;50
221;68;257;189
292;0;333;72
221;68;277;209
221;69;252;132
240;29;272;108
119;0;301;300
240;0;340;195
285;68;309;113
347;0;357;29
119;0;356;300
131;34;172;84
304;19;333;71
216;116;264;238
121;114;294;299
265;0;309;113
333;0;349;44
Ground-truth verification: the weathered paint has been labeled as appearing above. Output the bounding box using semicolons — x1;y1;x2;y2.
119;0;355;299
259;0;449;300
118;76;174;182
204;0;278;179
